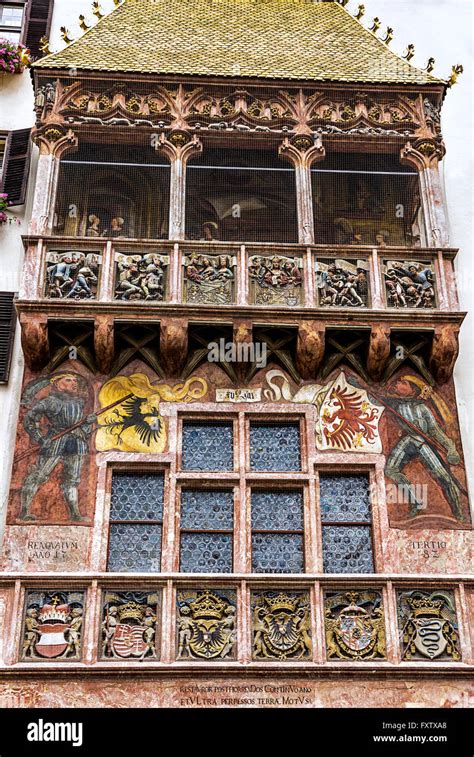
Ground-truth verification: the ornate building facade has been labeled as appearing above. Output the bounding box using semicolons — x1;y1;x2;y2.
0;0;472;707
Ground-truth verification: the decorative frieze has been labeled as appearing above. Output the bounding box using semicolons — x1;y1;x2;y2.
114;252;169;301
316;258;369;307
383;259;436;308
48;81;429;137
324;590;386;661
249;254;303;306
397;589;461;661
21;590;85;661
176;589;237;660
101;590;160;660
45;251;101;299
252;590;312;660
183;252;236;304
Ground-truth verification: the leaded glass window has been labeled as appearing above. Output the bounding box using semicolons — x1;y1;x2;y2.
250;422;301;471
319;473;374;573
108;473;164;572
251;490;304;573
180;489;234;573
181;421;234;471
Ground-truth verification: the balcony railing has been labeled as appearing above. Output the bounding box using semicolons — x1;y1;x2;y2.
20;238;460;313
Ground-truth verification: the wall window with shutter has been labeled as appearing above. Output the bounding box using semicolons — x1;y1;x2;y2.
21;0;53;59
0;129;31;206
0;292;16;383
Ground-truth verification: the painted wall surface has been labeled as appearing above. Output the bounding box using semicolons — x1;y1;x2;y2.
0;0;472;536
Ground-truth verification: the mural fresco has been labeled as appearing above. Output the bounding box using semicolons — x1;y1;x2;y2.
260;365;469;528
96;373;208;453
7;357;469;530
263;369;384;453
383;375;467;525
8;370;96;524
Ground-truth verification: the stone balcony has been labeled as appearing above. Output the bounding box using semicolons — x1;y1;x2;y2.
19;237;461;314
16;237;464;383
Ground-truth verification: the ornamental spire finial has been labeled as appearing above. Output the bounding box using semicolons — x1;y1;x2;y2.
426;57;435;73
78;14;90;31
354;5;365;21
382;27;393;45
39;36;50;55
370;17;381;33
403;44;415;61
60;26;74;44
92;1;104;19
447;64;463;87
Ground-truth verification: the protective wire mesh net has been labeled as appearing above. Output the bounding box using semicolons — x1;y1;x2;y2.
185;148;298;242
54;142;170;239
311;152;420;247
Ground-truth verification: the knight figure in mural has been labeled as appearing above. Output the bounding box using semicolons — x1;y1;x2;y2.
19;373;94;522
384;377;464;520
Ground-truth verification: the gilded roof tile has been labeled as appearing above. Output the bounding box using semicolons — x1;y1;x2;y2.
34;0;444;85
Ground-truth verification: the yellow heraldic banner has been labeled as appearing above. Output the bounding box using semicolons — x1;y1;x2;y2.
96;373;208;453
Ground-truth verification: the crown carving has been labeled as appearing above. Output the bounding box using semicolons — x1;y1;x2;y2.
190;591;227;620
39;603;70;623
407;597;443;617
117;601;145;622
264;593;299;614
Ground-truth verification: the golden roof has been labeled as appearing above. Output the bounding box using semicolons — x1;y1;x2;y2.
34;0;443;85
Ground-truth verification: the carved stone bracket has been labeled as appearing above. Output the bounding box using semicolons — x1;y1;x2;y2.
233;318;254;384
32;125;78;158
159;316;189;377
296;320;325;380
94;315;115;375
367;325;391;382
279;133;325;170
154;130;202;163
429;325;459;385
20;314;50;371
400;138;446;171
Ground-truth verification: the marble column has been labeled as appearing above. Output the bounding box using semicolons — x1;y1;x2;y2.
155;130;203;240
279;134;326;245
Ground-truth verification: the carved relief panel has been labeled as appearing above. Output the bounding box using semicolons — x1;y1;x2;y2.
383;259;436;309
114;252;169;301
183;252;236;304
100;590;160;660
21;590;85;661
45;250;101;300
324;590;386;660
176;589;237;660
397;589;461;661
315;258;369;307
249;254;303;306
251;590;312;660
